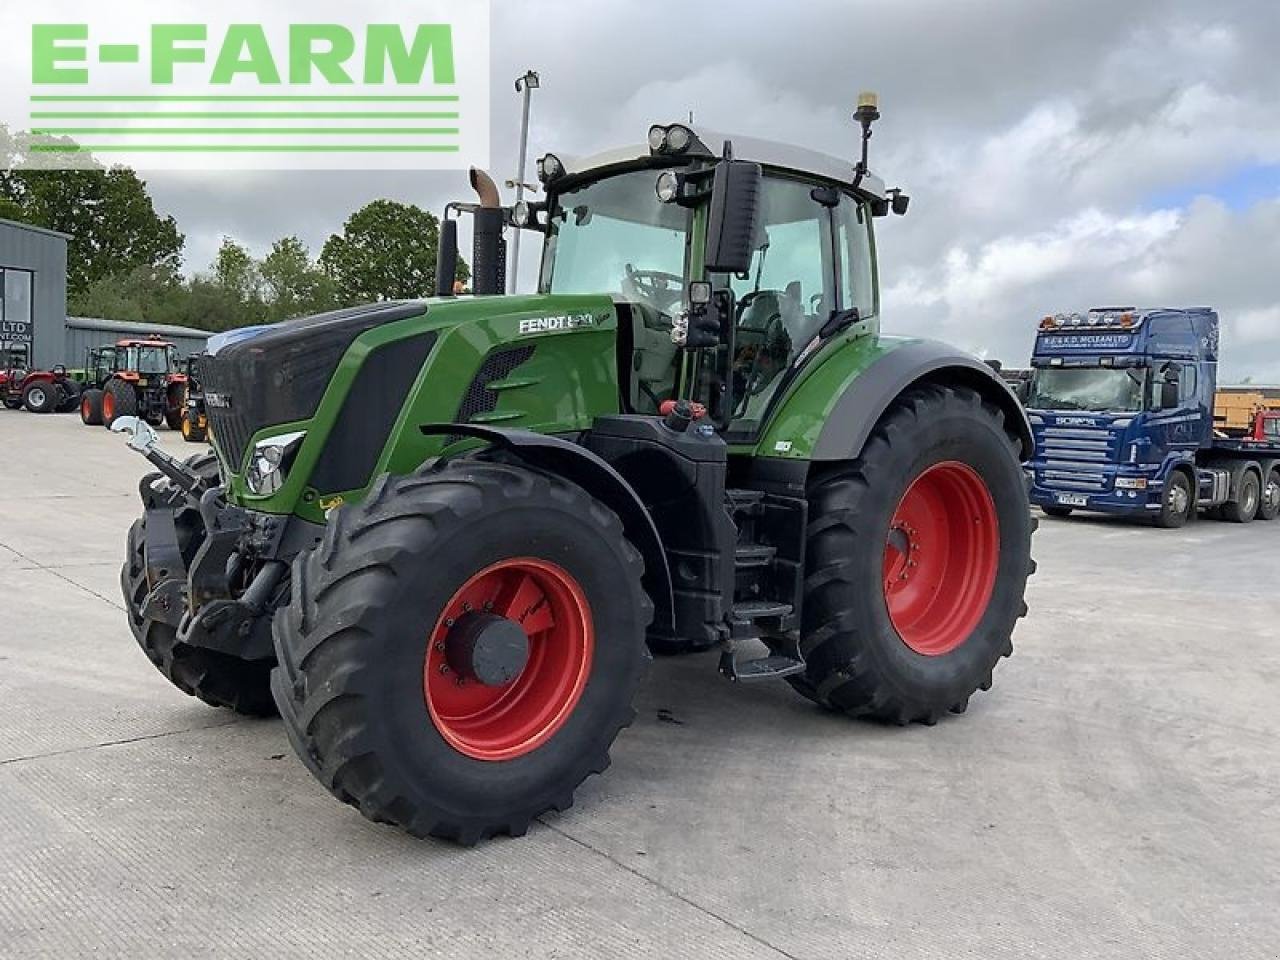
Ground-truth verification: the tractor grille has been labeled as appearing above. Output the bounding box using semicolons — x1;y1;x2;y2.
199;301;429;473
447;345;535;444
1034;425;1122;491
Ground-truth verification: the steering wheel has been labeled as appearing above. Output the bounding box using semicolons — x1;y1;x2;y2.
733;308;791;415
623;264;685;313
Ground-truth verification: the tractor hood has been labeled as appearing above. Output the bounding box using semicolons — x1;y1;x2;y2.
199;294;619;485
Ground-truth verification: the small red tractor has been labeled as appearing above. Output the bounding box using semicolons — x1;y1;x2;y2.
79;338;187;429
0;341;81;413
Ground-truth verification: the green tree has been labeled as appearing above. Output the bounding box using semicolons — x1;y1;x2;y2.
0;133;184;299
260;236;339;320
319;199;467;303
70;263;187;322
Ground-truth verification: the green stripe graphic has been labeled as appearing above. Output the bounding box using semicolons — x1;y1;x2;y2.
31;144;462;153
30;95;459;103
31;111;459;120
33;128;460;136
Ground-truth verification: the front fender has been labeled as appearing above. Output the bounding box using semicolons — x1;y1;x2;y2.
758;336;1033;462
419;423;675;637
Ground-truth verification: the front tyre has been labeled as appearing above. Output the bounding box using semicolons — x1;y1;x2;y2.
1154;470;1193;529
792;384;1034;724
23;382;55;413
271;459;651;844
121;453;276;716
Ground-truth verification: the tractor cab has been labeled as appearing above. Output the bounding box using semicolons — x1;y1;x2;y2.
439;115;906;437
115;338;181;379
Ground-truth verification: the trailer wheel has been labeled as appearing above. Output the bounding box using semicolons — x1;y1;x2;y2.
80;389;104;425
1221;470;1260;524
790;384;1034;724
271;459;651;844
1260;468;1280;522
180;412;207;443
1042;505;1073;519
1154;471;1193;529
23;382;56;414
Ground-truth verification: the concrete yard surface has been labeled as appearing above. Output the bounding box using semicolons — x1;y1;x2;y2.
1;409;1277;959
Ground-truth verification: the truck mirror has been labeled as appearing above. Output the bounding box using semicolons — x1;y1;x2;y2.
704;160;763;275
1160;379;1179;409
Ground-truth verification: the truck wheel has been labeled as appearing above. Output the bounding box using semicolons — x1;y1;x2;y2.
23;383;56;413
271;459;651;844
121;454;275;716
790;384;1034;724
1042;506;1073;519
1259;468;1280;522
103;379;137;427
1154;471;1193;529
1221;471;1260;524
80;389;104;425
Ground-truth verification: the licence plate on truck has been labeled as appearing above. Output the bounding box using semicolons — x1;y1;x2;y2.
1056;493;1089;507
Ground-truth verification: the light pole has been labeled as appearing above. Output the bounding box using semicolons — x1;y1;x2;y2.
509;70;540;293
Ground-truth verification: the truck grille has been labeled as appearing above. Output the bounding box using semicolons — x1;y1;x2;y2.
1034;425;1122;491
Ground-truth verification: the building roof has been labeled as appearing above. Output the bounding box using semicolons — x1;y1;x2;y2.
563;125;888;200
67;316;212;339
0;216;72;241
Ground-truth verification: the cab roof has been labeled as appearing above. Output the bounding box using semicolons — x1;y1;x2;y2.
562;124;888;201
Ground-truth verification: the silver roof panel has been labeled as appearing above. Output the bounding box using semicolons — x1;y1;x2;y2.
560;125;887;200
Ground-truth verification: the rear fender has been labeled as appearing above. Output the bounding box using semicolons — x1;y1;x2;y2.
420;423;674;636
814;340;1032;461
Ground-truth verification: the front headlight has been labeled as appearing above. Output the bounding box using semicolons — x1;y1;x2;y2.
245;430;306;495
1115;476;1148;490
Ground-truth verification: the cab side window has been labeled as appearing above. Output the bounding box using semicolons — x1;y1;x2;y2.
834;195;875;318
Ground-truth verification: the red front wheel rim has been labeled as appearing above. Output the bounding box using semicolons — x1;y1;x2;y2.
424;558;594;761
883;461;1000;656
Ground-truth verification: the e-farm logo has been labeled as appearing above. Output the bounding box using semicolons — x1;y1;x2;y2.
0;1;490;171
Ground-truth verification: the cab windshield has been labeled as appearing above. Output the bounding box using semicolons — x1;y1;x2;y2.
1027;367;1145;412
542;170;689;317
124;345;177;375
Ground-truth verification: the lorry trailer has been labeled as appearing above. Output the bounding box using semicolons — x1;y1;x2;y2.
1025;307;1280;527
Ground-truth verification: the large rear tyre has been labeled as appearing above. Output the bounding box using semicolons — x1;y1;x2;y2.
80;388;104;425
789;384;1034;724
1220;471;1260;524
1259;468;1280;522
22;382;56;413
103;379;137;427
121;453;276;716
1154;471;1193;529
271;459;651;844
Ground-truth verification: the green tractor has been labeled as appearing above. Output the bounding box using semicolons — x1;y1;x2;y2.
115;97;1034;844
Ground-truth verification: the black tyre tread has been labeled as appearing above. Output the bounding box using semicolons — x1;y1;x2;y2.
1154;469;1193;529
104;378;138;425
23;382;56;413
272;459;651;844
80;388;104;425
1220;471;1260;524
1259;469;1280;522
121;452;275;716
790;384;1034;724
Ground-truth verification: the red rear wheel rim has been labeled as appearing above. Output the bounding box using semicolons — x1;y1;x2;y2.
80;397;90;419
102;392;115;420
883;461;1000;656
424;558;593;761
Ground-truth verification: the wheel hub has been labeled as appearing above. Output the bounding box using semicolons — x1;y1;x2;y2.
882;461;1000;657
444;612;530;686
424;558;593;762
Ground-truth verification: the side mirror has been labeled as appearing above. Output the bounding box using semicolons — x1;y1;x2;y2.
704;160;763;275
1160;379;1180;409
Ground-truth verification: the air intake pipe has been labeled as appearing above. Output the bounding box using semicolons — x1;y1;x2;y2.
470;168;506;295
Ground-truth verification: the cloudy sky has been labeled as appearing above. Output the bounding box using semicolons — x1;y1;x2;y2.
140;0;1280;381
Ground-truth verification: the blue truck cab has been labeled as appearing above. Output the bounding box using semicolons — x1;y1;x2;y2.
1025;306;1280;527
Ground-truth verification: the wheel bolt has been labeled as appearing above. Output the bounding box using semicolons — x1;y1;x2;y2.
454;677;465;687
444;617;455;627
483;601;493;611
439;663;450;674
462;602;472;612
435;642;445;652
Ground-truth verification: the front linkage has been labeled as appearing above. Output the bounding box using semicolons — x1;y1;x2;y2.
113;418;310;705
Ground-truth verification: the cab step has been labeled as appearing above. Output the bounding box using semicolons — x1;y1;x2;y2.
734;544;776;568
731;599;792;620
717;633;806;682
